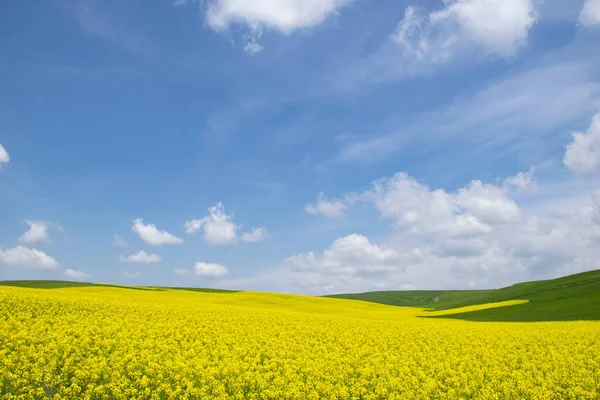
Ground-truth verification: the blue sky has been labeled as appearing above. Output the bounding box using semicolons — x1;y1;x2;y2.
1;0;600;294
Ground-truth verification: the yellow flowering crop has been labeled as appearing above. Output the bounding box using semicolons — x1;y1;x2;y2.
421;299;530;316
1;286;599;399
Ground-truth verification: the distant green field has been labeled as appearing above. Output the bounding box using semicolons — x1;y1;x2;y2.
327;270;600;322
0;280;238;294
0;280;95;289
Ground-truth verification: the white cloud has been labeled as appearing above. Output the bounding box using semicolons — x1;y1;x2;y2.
286;234;409;275
455;180;522;225
288;166;600;295
132;218;183;246
0;246;59;269
354;172;523;238
118;251;162;264
174;268;192;275
393;0;537;60
204;0;354;50
206;0;354;32
593;189;600;223
503;168;536;190
184;203;239;246
113;234;128;247
564;112;600;177
194;261;229;278
64;269;91;281
580;0;600;27
122;271;141;279
244;40;264;54
305;192;347;217
434;238;488;257
18;220;51;244
0;144;9;166
242;226;268;243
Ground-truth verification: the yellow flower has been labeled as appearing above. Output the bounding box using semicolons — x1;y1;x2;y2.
0;286;598;399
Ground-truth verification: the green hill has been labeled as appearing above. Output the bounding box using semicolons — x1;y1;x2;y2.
327;269;600;322
0;280;95;289
0;280;238;294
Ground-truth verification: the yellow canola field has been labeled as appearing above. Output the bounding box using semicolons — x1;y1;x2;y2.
421;299;530;316
1;286;599;400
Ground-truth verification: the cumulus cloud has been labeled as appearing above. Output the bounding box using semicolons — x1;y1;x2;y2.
18;220;51;244
64;269;91;281
118;251;162;264
113;234;128;247
305;192;347;217
203;0;354;51
0;246;59;269
242;226;268;243
132;219;183;246
593;190;600;223
393;0;537;61
564;112;600;177
122;271;141;279
455;180;522;225
194;261;229;277
354;172;522;239
286;234;410;275
185;203;239;246
289;166;600;294
0;144;9;166
206;0;354;32
580;0;600;27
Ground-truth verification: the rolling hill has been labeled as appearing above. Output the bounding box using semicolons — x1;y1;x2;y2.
2;270;599;321
0;280;237;293
327;269;600;322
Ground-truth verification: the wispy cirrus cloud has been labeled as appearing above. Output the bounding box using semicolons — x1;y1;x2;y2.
113;234;128;247
334;59;600;165
69;0;150;54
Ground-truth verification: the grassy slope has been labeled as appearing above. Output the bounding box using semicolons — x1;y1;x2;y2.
0;280;237;294
327;270;600;321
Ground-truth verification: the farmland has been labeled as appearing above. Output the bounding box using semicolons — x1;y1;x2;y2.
1;280;599;399
328;269;600;322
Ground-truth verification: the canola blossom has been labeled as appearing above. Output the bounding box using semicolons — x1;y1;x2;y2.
1;286;599;399
421;299;530;316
